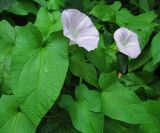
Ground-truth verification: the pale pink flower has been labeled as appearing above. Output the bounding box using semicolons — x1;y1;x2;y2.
61;9;99;51
114;27;141;58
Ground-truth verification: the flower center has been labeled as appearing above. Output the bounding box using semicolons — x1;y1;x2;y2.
70;28;79;38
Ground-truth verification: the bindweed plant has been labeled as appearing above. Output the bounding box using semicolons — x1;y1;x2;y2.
0;0;160;133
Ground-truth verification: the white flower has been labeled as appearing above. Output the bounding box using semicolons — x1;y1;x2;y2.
61;9;99;51
114;27;141;58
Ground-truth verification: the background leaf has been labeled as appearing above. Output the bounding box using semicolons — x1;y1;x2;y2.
90;1;121;22
60;94;104;133
151;32;160;65
0;20;15;94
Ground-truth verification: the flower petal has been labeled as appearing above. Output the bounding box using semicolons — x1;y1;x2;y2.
77;36;99;51
114;27;141;58
61;9;99;51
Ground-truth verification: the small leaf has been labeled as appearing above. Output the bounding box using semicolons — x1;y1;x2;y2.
99;71;118;90
129;47;151;72
90;1;121;22
35;7;62;39
69;50;98;87
0;20;15;94
87;49;106;72
33;0;47;8
116;52;128;73
75;84;101;112
151;32;160;65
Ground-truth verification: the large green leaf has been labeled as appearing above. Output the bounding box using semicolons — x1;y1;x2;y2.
76;82;149;124
0;20;15;94
101;82;150;124
11;23;69;125
0;95;36;133
60;94;104;133
90;1;121;22
35;7;62;39
151;32;160;65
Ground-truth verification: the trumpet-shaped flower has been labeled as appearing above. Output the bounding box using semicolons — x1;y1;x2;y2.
114;27;141;58
61;9;99;51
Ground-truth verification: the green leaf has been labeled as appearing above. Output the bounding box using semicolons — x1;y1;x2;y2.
104;119;128;133
116;9;157;30
151;32;160;65
129;47;151;72
86;45;117;73
0;20;15;94
1;54;13;94
11;23;69;125
138;0;149;12
101;82;150;124
82;0;97;12
47;0;64;10
33;0;47;8
69;50;98;87
35;7;62;39
36;108;79;133
75;84;101;112
143;60;158;72
0;95;36;133
116;52;128;74
7;0;37;15
64;0;83;10
0;0;15;13
139;100;160;133
86;47;106;72
120;72;152;92
90;1;121;22
98;71;118;90
59;95;104;133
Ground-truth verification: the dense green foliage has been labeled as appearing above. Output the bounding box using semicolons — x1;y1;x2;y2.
0;0;160;133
